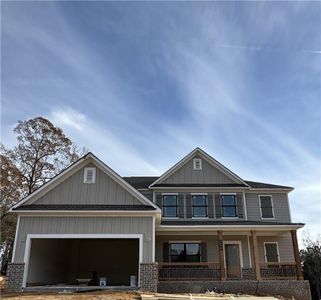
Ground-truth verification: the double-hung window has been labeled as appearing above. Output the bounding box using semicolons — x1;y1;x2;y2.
221;194;237;217
264;242;279;263
162;195;177;218
170;243;201;262
260;195;274;219
192;195;208;218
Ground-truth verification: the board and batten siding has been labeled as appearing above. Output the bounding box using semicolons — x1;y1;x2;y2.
162;156;235;184
13;216;153;263
245;192;291;222
35;163;142;205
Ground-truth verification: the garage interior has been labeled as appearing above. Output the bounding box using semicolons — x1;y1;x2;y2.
26;238;139;287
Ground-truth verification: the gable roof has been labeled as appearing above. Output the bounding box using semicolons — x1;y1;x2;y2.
149;148;249;187
123;177;293;190
10;152;161;212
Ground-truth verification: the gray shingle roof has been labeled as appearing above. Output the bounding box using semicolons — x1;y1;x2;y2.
122;177;293;190
161;220;304;226
13;204;156;211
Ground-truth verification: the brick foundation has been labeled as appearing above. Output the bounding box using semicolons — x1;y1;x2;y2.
140;262;158;292
6;262;25;292
158;280;311;300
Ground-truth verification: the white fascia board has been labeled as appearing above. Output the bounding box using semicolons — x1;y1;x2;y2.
246;188;294;193
150;148;249;187
150;186;250;191
14;210;160;217
156;224;304;232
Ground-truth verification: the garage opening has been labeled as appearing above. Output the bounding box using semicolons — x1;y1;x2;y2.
26;238;139;287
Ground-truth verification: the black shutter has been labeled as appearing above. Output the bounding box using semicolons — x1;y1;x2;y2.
163;242;170;262
215;194;222;218
236;193;244;219
177;194;185;219
156;193;162;210
208;194;214;218
186;194;192;218
201;242;207;262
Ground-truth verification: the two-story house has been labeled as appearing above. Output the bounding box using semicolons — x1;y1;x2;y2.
7;148;310;299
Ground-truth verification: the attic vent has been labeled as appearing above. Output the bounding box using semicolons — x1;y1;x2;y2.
193;158;202;170
84;167;96;183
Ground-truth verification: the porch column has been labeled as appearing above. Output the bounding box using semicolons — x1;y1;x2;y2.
250;230;261;281
291;230;304;280
218;230;226;281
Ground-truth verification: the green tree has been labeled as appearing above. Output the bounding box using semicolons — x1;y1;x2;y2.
300;232;321;300
0;117;85;273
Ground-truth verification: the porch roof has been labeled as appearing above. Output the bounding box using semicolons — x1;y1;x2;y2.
161;220;304;226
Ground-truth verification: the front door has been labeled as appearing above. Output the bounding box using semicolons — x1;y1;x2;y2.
225;243;241;278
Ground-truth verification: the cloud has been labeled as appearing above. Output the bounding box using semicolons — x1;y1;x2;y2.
51;107;86;131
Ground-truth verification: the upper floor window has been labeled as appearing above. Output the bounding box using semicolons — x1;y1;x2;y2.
84;167;96;183
221;194;237;217
264;242;279;263
260;195;274;219
193;158;202;170
162;195;177;217
170;243;200;262
192;195;208;218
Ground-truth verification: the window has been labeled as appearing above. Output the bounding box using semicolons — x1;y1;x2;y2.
193;158;202;170
192;195;208;217
264;242;279;263
84;167;96;183
260;196;274;219
170;243;201;262
162;195;177;217
221;194;237;217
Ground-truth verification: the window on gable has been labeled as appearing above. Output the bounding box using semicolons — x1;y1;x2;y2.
170;243;201;262
192;195;208;217
221;194;237;217
162;195;177;217
84;167;96;183
264;243;279;263
193;158;202;170
260;196;274;219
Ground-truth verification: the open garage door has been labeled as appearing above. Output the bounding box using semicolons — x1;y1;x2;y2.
25;238;139;287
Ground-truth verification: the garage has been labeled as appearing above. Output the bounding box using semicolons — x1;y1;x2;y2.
25;237;140;287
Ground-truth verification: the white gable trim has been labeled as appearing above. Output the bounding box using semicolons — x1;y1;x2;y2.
10;153;161;212
150;148;249;187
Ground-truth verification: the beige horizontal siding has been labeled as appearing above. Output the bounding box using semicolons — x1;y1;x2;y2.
245;192;291;222
14;216;153;263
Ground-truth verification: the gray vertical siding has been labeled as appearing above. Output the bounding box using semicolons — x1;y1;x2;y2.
14;216;153;263
36;163;143;205
162;156;235;184
245;192;291;222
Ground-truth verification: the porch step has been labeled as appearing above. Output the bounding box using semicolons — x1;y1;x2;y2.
24;285;138;293
141;294;278;300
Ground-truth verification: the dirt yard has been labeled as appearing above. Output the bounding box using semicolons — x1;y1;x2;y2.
0;291;282;300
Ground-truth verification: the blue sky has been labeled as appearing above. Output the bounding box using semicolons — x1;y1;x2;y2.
2;1;321;245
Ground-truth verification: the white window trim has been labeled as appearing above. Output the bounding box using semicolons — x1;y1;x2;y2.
162;194;178;218
223;240;244;269
193;158;202;170
263;242;280;263
192;194;208;218
220;194;238;218
259;195;275;220
83;167;96;183
22;233;143;288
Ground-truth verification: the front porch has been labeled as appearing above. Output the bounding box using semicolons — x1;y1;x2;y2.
156;229;303;282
